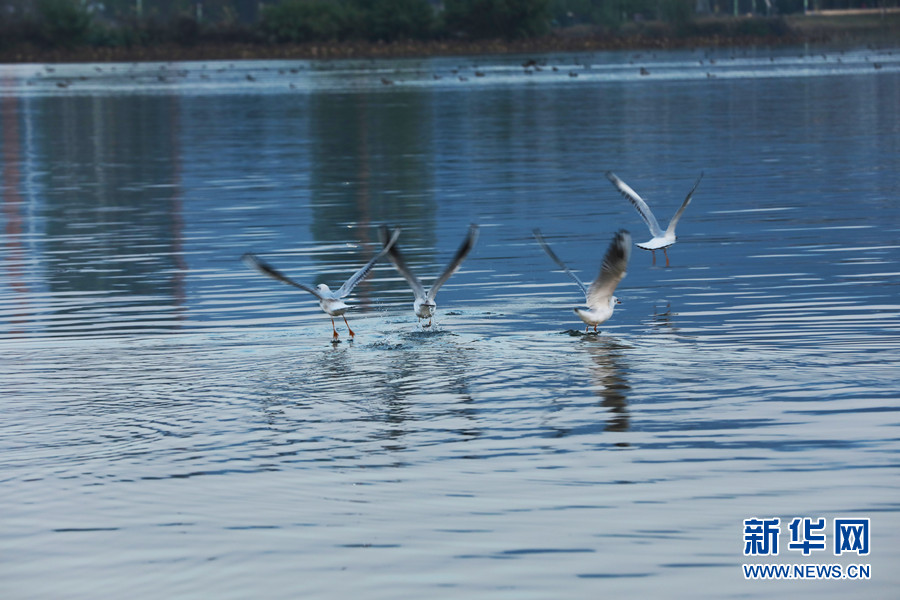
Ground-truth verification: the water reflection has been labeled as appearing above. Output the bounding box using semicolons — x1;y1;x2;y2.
2;53;898;340
41;95;184;292
647;302;680;336
582;338;631;433
247;329;481;461
308;90;437;306
1;86;30;337
1;92;187;336
1;51;899;599
381;331;479;442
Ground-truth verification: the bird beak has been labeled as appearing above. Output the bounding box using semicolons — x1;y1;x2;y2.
615;298;622;305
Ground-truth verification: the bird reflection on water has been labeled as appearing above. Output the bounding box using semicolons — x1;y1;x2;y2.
581;338;632;434
372;330;480;451
649;302;678;332
249;329;482;457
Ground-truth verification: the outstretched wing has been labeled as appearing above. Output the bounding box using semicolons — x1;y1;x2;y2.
242;253;323;299
587;230;631;307
336;227;401;298
426;224;480;301
665;172;703;236
379;225;426;302
606;172;664;238
533;229;588;299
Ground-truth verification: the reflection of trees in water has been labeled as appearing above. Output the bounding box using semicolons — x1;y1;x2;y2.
582;338;631;433
35;95;186;328
307;91;436;301
2;89;30;336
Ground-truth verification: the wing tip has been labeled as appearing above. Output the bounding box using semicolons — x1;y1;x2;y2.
384;226;401;250
377;224;391;245
241;252;263;270
613;228;632;263
692;172;704;193
467;222;480;243
375;226;402;261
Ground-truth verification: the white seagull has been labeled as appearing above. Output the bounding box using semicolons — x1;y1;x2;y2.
380;224;479;327
534;228;632;333
606;171;702;267
242;228;400;340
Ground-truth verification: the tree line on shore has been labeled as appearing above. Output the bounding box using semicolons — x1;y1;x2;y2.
0;0;811;52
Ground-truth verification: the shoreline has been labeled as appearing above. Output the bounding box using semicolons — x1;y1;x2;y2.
1;14;897;65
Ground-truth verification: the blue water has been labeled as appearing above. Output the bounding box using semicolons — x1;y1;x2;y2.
1;46;899;598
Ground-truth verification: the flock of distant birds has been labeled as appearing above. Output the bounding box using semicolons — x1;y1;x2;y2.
36;50;888;90
243;171;702;341
40;58;642;88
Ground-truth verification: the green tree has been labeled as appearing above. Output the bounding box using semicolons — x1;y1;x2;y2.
443;0;552;39
36;0;93;46
354;0;435;41
549;0;622;28
659;0;694;27
260;0;360;42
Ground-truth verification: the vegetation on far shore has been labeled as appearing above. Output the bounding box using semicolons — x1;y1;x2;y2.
1;0;898;63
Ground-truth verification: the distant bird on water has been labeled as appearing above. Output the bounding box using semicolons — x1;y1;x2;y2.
534;229;632;333
606;171;702;267
242;228;400;341
380;224;479;327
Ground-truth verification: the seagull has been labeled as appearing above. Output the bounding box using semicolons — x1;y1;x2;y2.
242;228;400;341
606;171;702;267
380;224;479;327
534;229;632;333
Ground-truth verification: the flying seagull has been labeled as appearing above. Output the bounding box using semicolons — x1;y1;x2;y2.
534;228;632;333
606;171;702;267
380;224;479;327
242;228;400;340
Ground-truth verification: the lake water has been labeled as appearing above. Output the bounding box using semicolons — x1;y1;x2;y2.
1;46;899;598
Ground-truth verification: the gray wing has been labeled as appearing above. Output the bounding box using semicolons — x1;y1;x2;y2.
242;253;323;299
587;230;631;306
336;227;400;298
379;225;426;302
665;172;703;236
426;224;479;301
533;229;588;299
606;172;664;238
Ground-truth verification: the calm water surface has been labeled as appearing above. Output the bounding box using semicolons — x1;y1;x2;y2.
1;46;899;598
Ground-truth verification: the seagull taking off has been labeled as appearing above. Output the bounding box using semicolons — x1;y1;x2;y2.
242;228;400;341
380;224;479;327
534;229;632;333
606;171;702;267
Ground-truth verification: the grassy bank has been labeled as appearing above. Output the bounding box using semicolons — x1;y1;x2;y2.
1;13;898;64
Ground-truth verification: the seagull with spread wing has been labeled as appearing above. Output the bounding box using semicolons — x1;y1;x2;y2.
534;229;632;333
242;228;400;340
606;171;702;267
380;224;479;327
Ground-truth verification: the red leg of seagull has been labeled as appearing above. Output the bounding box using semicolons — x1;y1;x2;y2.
343;315;355;338
594;325;598;332
331;318;339;340
651;250;656;266
664;248;670;267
